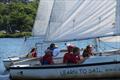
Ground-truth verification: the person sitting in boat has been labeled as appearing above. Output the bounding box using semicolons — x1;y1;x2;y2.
42;49;54;65
72;47;84;64
31;48;37;57
26;48;37;58
63;44;75;64
82;45;94;57
46;43;56;56
48;43;60;57
53;45;60;57
49;43;56;51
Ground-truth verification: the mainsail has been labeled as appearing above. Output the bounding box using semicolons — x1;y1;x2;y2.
33;0;120;42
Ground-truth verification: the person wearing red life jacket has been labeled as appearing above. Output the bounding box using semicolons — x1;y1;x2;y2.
42;49;53;65
31;48;37;57
72;47;84;64
63;44;75;64
26;48;37;58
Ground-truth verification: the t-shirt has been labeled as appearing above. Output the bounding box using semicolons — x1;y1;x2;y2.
53;48;60;57
63;53;81;64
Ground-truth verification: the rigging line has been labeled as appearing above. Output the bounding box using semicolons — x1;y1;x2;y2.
118;36;120;49
96;38;109;52
97;41;106;52
92;38;103;52
98;45;105;52
116;36;120;49
99;39;118;49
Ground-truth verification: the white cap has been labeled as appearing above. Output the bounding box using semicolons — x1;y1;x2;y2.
67;43;74;46
55;44;58;48
87;44;93;48
66;43;71;46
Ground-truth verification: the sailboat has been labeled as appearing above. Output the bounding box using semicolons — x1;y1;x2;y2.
9;0;120;79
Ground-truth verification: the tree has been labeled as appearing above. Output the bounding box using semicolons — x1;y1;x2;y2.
0;0;39;33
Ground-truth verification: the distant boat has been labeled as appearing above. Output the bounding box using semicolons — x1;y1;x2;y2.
9;0;120;79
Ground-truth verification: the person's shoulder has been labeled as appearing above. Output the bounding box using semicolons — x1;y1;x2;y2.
53;48;60;52
83;48;87;51
54;48;60;51
64;52;69;56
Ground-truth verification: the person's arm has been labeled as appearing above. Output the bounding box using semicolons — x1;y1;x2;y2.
77;56;87;64
82;49;87;57
63;54;67;63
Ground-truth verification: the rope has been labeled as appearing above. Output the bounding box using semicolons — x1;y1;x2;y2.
99;39;118;49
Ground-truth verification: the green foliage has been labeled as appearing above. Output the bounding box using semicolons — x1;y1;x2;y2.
0;32;31;38
0;0;38;36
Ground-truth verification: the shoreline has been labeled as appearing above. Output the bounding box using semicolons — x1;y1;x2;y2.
0;32;31;38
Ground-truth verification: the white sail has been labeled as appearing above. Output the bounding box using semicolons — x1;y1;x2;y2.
32;0;54;38
116;0;120;34
33;0;120;42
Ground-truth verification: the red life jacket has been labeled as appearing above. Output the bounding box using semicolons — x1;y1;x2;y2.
63;53;81;64
43;54;53;64
31;51;37;57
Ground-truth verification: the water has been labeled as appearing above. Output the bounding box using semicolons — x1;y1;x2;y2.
0;38;40;80
0;38;120;80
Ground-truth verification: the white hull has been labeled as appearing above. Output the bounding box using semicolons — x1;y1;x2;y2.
10;62;120;80
3;57;21;69
3;57;38;70
3;61;12;70
10;55;120;80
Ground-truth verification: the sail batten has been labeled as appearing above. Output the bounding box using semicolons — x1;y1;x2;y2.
33;0;120;42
